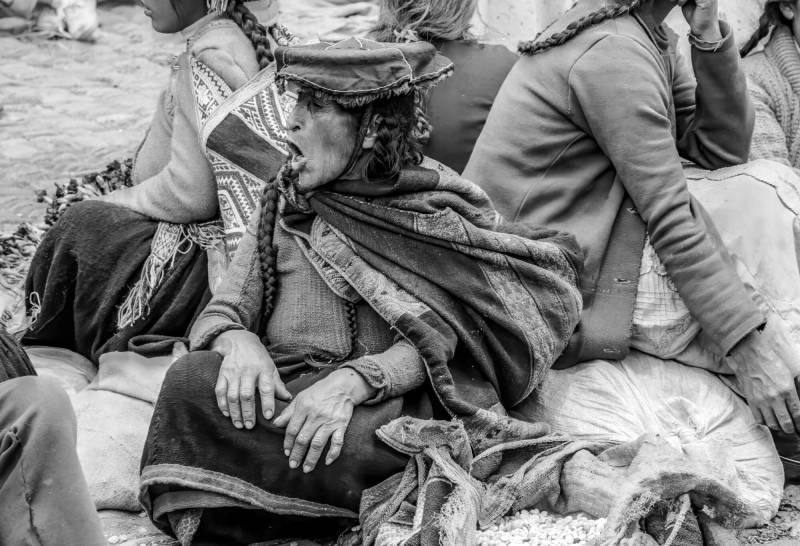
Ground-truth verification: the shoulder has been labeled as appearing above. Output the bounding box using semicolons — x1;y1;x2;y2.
189;18;260;87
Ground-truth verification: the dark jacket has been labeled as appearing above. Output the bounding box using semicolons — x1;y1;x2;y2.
424;40;517;173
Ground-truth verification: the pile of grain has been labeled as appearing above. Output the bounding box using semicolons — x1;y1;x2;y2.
477;510;605;546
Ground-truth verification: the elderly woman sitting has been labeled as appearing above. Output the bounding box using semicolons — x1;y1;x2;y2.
139;39;583;544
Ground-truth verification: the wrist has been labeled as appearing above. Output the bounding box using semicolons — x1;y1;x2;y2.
331;368;377;405
690;21;722;44
210;329;252;355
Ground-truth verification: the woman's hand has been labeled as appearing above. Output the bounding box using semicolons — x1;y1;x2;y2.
728;320;800;435
676;0;721;43
211;330;291;429
273;368;377;473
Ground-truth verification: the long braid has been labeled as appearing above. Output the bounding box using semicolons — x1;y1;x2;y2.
518;0;642;56
344;300;359;359
229;0;274;69
257;178;281;324
740;4;785;58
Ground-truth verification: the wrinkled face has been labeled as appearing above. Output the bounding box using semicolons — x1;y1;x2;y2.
285;90;361;192
141;0;204;33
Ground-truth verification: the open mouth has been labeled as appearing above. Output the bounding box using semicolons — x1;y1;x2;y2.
287;141;307;172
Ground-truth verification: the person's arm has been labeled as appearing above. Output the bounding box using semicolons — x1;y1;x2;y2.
340;338;426;405
273;337;426;473
745;75;794;167
569;35;764;355
102;55;219;223
189;209;265;350
671;21;754;168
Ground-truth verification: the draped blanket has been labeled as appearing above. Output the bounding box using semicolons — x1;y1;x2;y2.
286;159;584;413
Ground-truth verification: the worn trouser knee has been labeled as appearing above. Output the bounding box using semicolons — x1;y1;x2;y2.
0;377;106;546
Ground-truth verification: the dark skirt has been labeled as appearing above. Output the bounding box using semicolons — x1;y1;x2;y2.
140;351;437;545
23;201;209;364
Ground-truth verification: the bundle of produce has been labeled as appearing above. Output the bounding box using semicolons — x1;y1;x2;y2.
0;159;133;333
0;223;42;290
36;158;133;229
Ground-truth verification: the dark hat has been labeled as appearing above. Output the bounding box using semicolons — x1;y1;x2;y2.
274;37;454;108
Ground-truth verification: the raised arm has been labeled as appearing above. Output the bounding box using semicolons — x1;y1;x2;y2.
570;34;764;355
672;21;754;167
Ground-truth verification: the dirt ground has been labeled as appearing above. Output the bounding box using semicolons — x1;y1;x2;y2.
0;0;177;232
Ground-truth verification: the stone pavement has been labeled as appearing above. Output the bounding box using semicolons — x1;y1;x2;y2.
0;0;181;233
0;0;377;233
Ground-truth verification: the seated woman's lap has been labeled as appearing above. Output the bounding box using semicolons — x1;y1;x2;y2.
144;351;429;514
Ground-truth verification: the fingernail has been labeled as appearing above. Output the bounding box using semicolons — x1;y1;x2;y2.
284;449;290;457
325;458;332;466
289;460;299;469
222;411;229;417
303;465;312;473
245;420;253;429
265;410;273;420
234;421;242;429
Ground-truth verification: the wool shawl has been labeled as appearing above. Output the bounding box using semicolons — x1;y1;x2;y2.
279;160;583;412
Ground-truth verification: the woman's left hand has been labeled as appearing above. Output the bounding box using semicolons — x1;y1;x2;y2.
273;368;377;473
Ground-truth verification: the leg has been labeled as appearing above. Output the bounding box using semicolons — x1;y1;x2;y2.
0;377;105;546
142;352;427;544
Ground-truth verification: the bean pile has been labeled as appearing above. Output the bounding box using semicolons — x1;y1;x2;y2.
0;223;41;289
0;159;133;290
477;510;605;546
37;158;134;229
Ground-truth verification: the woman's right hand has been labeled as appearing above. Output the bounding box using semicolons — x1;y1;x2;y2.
210;330;292;430
728;320;800;435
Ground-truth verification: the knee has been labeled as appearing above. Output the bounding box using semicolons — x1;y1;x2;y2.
159;351;222;405
2;376;75;430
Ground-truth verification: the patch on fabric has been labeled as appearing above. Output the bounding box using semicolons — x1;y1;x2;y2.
194;63;292;258
191;58;232;127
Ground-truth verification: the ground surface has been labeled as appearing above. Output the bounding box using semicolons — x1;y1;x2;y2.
0;0;376;232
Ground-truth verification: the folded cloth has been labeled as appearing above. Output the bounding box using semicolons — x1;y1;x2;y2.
0;325;35;383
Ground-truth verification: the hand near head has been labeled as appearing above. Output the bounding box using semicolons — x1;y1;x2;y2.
272;368;377;474
675;0;721;42
211;329;292;429
728;319;800;435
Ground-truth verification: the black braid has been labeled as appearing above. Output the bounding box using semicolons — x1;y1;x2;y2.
257;178;281;325
741;4;788;57
344;300;359;359
518;0;642;56
229;0;274;69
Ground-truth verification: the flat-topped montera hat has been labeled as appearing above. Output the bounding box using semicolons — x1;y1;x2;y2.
274;37;454;108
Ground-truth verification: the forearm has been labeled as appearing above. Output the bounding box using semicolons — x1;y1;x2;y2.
102;172;217;223
676;21;754;167
340;339;426;405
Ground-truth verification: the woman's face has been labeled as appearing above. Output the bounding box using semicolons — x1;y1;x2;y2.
285;91;361;191
141;0;205;33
